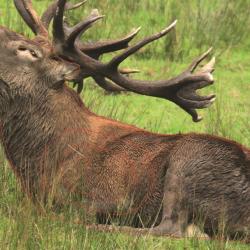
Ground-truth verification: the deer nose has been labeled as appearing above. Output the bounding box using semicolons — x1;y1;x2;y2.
63;63;80;81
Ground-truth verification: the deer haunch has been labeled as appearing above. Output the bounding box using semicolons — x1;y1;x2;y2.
0;0;248;241
152;134;250;237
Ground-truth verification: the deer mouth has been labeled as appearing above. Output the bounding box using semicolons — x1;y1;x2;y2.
63;63;81;81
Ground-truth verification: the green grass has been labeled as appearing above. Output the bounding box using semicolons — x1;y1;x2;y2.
0;0;249;249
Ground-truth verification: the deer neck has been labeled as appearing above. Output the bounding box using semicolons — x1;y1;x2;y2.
0;88;53;166
0;82;94;161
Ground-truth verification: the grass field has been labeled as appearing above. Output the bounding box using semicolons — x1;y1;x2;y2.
0;0;249;249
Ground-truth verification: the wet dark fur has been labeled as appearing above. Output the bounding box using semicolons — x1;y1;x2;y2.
0;27;249;240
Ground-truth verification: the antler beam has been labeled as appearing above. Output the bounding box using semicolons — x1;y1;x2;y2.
14;0;48;38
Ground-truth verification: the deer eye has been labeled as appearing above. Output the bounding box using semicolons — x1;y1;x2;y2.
30;50;38;58
16;45;41;62
17;46;27;51
17;46;39;58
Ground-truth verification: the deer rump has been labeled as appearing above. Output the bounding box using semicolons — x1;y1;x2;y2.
0;0;248;241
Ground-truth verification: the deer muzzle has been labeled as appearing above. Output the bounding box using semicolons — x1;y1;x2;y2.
63;62;80;81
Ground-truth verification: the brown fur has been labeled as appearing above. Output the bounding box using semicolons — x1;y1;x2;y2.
0;27;249;240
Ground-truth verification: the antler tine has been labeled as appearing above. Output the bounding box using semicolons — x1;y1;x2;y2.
53;0;67;43
66;12;105;48
78;27;141;59
119;68;140;74
65;0;87;10
197;57;215;74
14;0;35;33
14;0;48;38
188;47;213;73
41;0;87;29
73;80;84;94
93;76;126;93
108;21;177;69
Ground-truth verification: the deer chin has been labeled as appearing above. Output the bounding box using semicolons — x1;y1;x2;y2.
64;72;79;81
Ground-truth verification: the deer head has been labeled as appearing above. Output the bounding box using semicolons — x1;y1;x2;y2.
0;26;80;112
0;28;79;87
0;0;215;123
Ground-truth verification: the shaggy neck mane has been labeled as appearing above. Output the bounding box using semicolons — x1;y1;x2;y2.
0;84;90;183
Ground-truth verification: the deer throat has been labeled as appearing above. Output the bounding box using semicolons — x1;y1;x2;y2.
0;92;57;181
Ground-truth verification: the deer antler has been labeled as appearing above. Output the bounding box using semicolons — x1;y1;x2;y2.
14;0;215;121
14;0;48;38
40;1;140;58
53;0;215;122
41;0;87;29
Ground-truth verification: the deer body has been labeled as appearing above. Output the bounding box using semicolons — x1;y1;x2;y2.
0;0;249;240
1;78;249;236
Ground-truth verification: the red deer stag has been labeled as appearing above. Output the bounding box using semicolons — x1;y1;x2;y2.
0;0;249;240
